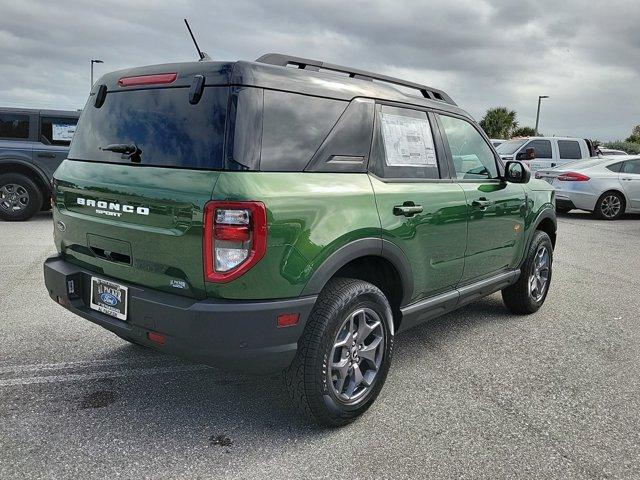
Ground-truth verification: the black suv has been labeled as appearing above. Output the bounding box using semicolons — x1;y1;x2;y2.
0;107;80;220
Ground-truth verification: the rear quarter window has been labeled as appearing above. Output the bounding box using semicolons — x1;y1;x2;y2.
0;113;29;139
69;86;228;169
260;91;347;171
606;162;623;172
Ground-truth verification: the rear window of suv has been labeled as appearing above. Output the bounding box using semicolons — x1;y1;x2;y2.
69;87;228;169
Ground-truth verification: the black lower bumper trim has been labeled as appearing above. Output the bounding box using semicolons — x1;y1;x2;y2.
556;198;576;210
43;256;317;374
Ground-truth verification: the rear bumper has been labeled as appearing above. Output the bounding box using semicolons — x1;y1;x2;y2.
43;256;316;374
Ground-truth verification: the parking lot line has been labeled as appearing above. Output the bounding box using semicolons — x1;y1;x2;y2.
0;363;210;387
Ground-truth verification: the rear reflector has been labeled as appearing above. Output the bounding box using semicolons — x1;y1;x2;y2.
147;332;167;345
118;73;177;87
277;313;300;328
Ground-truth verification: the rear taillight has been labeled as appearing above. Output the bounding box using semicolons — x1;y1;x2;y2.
203;201;267;282
117;73;177;87
557;172;590;182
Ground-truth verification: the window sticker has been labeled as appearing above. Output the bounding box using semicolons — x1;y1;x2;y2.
52;123;76;142
380;113;437;167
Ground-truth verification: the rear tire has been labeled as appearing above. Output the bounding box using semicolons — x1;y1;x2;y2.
594;191;625;220
502;230;553;314
0;173;43;221
284;278;394;427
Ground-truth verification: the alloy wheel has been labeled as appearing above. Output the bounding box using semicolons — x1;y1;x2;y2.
328;308;385;404
0;183;30;213
528;245;550;302
600;195;622;219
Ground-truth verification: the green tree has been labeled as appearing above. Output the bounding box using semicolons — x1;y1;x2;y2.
603;141;640;155
511;126;537;137
624;125;640;144
479;107;518;139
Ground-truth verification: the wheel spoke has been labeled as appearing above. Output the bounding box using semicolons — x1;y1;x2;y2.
351;364;364;389
359;336;382;363
357;315;378;342
332;358;350;394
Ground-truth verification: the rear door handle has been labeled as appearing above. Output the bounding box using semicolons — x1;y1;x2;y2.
37;153;56;158
393;202;423;217
472;198;492;210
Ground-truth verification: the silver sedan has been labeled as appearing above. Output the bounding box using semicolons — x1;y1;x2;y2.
535;156;640;220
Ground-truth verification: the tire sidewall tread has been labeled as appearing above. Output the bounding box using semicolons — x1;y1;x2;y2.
284;278;394;427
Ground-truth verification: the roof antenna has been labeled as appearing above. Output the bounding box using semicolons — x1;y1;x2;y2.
184;19;211;61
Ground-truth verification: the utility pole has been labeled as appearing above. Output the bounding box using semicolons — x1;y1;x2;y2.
534;95;549;136
91;59;104;90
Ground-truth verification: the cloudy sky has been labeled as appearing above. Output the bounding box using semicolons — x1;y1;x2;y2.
1;0;638;140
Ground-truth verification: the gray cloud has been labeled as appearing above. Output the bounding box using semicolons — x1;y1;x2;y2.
0;0;638;140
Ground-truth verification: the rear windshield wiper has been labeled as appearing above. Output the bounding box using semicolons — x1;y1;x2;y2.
100;143;142;163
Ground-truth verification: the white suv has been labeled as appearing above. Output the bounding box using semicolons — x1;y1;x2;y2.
496;137;594;172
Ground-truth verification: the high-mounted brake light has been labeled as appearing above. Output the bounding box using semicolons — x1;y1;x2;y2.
117;73;177;87
557;172;590;182
203;201;267;282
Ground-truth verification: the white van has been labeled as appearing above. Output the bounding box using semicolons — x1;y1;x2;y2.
496;137;595;172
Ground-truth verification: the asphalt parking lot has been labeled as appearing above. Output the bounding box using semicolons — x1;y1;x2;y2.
1;211;639;479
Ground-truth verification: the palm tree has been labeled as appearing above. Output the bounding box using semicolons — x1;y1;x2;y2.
479;108;518;139
511;126;537;137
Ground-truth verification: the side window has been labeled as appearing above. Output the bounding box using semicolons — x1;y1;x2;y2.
606;162;623;173
622;160;640;174
438;114;498;180
260;91;347;171
373;105;440;179
523;140;552;159
40;117;78;146
0;114;29;139
558;140;582;159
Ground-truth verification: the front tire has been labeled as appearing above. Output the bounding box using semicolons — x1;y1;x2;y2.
284;278;394;427
0;173;43;221
502;230;553;314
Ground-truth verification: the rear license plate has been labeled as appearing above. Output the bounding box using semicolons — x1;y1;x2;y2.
90;277;128;321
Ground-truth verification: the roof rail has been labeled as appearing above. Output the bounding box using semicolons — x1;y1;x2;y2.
255;53;456;106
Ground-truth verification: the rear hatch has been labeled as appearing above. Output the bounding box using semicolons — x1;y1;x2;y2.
53;62;232;299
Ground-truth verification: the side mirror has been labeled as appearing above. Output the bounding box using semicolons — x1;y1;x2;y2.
504;160;531;184
516;147;536;161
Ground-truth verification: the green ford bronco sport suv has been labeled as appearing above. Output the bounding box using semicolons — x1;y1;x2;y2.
44;54;556;426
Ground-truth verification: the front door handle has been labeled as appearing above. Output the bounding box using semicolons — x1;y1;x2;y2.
393;202;423;217
37;153;56;158
472;197;493;210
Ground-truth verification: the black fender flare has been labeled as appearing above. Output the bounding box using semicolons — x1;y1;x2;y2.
0;158;51;194
301;237;414;306
521;206;557;267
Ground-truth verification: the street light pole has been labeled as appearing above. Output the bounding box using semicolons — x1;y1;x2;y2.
534;95;549;136
90;59;104;90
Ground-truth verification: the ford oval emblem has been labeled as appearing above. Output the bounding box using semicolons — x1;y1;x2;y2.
56;220;66;232
100;292;118;306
